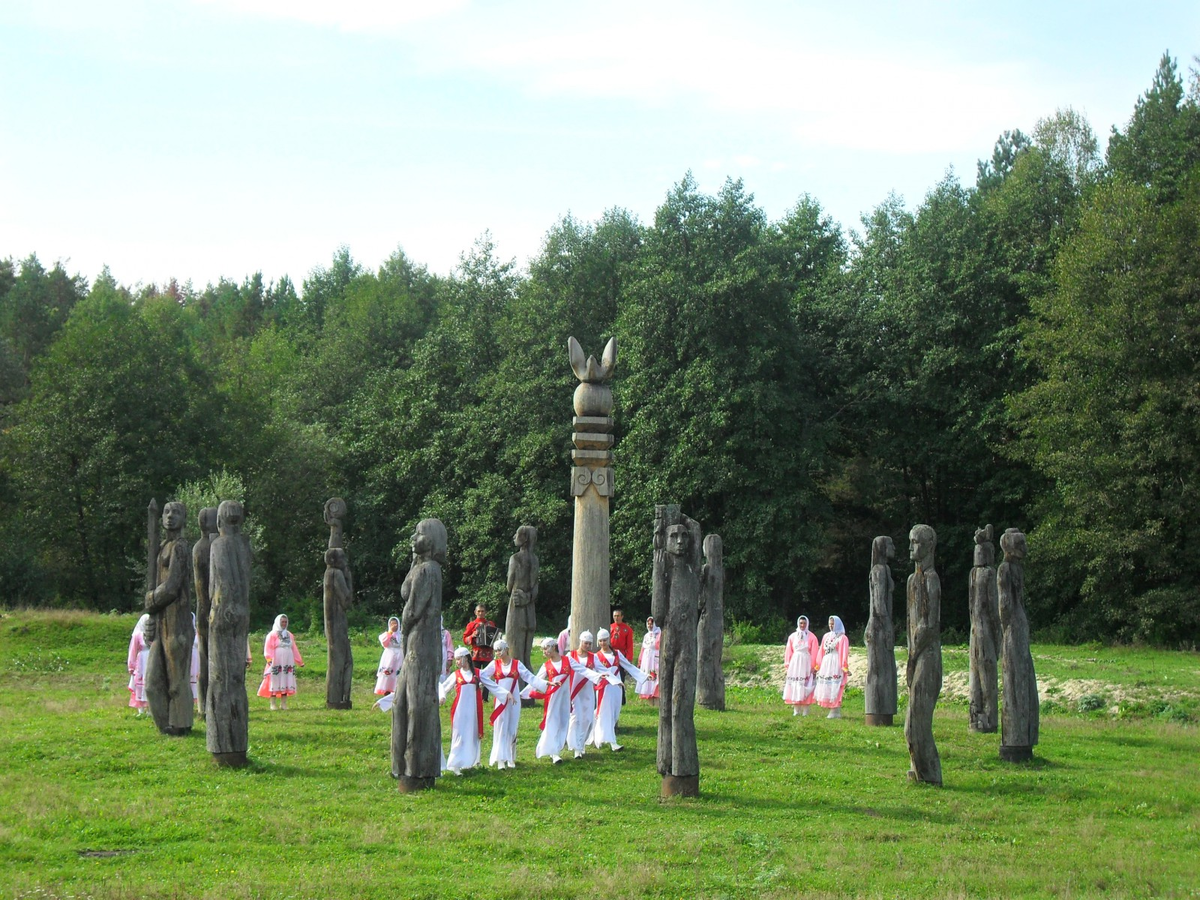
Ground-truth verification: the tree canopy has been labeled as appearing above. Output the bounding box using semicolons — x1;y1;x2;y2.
2;53;1198;644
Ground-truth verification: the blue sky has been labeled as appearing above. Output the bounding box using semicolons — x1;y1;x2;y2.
1;1;1196;289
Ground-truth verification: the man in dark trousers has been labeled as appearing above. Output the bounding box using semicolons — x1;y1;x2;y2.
463;604;498;700
609;607;635;704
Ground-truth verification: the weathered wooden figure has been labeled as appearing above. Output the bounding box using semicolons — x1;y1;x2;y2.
905;524;943;786
391;518;445;792
999;527;1039;762
864;535;898;726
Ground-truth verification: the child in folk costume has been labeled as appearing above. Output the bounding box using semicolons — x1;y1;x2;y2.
439;647;485;775
637;616;661;702
127;614;151;714
813;615;851;718
190;612;200;709
565;630;604;758
783;616;820;715
592;629;648;752
480;636;548;769
375;616;404;697
521;638;575;764
257;614;304;710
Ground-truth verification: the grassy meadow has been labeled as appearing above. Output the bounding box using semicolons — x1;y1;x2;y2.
1;609;1198;900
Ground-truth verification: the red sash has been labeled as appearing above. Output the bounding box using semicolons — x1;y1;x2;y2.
569;651;596;701
595;651;621;714
451;668;483;738
539;658;570;731
488;659;520;726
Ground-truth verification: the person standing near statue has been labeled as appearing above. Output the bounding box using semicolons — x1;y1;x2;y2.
609;607;634;701
783;616;819;715
814;616;851;718
144;500;195;736
463;604;499;700
192;506;218;719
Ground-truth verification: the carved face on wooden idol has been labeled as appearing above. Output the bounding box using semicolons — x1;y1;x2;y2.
666;524;690;557
162;501;185;533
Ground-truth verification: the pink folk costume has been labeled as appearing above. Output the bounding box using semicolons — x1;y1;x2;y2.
636;621;661;700
127;614;151;710
813;616;850;716
783;616;820;714
375;617;404;696
258;615;304;700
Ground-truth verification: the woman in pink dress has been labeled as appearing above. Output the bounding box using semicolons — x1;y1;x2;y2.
813;615;850;718
257;614;304;710
127;614;150;714
190;612;200;709
375;616;404;697
636;616;661;702
783;616;820;715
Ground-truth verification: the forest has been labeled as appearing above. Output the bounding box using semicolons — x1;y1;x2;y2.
1;54;1198;645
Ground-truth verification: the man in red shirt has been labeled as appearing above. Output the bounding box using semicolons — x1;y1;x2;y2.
609;608;635;703
463;604;498;699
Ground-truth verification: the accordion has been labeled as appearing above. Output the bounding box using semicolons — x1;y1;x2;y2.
472;622;500;648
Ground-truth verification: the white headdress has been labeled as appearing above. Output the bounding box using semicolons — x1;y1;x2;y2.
578;630;594;646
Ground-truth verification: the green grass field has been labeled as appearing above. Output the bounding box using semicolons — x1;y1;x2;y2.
1;610;1197;900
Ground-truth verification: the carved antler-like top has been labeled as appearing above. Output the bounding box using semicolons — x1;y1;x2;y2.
568;336;617;383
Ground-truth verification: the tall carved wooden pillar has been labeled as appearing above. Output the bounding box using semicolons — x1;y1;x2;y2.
568;336;617;650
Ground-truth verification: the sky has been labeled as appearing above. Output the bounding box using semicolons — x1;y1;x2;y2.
1;1;1197;290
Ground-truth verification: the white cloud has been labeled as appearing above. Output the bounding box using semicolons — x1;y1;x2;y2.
193;0;467;31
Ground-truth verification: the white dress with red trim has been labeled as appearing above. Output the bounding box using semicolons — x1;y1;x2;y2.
591;649;646;749
439;668;484;772
521;656;574;759
565;650;603;754
482;657;547;767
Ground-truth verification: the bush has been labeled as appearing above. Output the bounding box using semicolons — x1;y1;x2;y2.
728;615;789;646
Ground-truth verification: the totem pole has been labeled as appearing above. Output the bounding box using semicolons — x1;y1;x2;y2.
568;336;616;649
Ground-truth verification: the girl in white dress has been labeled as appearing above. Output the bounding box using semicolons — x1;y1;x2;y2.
521;638;575;764
783;616;820;715
591;629;647;752
375;616;404;697
439;647;484;775
813;615;851;717
257;614;304;710
480;636;547;769
637;616;661;702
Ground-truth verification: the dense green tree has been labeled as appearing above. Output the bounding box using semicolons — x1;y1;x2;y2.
8;273;220;606
614;176;832;625
1010;175;1200;642
1107;52;1200;204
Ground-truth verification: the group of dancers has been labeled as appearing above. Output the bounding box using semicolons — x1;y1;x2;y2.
416;628;652;775
782;615;851;717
